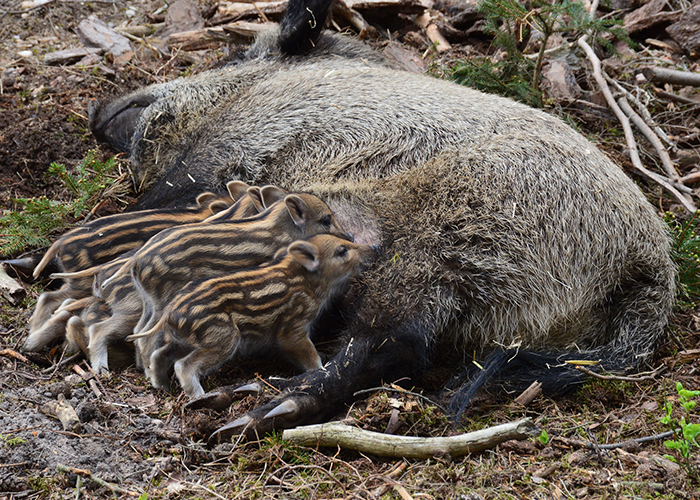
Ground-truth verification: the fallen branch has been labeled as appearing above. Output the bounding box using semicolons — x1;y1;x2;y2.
553;430;674;451
282;418;540;458
573;365;661;382
652;87;700;106
680;171;700;184
641;67;700;87
577;36;697;214
616;97;681;183
56;464;140;497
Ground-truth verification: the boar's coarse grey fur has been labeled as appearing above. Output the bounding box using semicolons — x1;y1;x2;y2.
89;0;676;435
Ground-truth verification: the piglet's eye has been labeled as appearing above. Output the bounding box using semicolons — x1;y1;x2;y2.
336;246;348;257
320;215;332;226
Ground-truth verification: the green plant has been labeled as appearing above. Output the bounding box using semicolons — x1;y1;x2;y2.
537;429;549;446
0;433;26;446
661;381;700;481
665;211;700;307
0;151;121;257
450;0;631;107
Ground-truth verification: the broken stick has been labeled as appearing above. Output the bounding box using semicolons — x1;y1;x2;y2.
282;418;540;458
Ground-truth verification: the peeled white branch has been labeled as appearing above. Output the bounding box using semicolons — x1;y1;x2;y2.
577;36;697;214
282;418;540;458
616;97;683;184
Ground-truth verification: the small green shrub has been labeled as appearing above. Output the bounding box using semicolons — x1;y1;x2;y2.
665;211;700;308
450;0;632;107
0;151;121;258
661;382;700;481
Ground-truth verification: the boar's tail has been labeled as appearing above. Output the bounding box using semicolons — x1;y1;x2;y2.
278;0;333;55
448;350;615;419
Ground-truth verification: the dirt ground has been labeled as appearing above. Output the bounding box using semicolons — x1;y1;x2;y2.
1;0;700;498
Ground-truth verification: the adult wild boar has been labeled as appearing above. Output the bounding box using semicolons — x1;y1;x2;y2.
88;0;676;438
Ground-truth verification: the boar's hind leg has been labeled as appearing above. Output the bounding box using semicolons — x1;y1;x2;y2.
87;312;140;373
209;319;432;442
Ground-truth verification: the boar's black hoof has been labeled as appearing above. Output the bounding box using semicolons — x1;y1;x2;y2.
208;415;253;446
208;392;324;444
186;389;235;411
185;382;264;411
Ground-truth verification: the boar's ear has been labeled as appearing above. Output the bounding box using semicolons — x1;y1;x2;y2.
208;200;232;214
278;0;333;55
196;192;219;206
288;240;320;271
261;185;288;208
285;195;310;227
247;187;266;213
226;180;250;201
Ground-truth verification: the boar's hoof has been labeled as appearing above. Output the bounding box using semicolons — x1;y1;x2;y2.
186;389;234;411
185;382;263;411
264;400;299;420
207;415;253;446
233;382;263;396
209;393;324;443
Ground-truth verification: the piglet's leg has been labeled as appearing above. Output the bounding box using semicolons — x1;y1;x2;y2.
278;334;323;372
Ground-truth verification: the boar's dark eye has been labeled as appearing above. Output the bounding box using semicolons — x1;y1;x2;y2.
320;215;332;226
336;246;348;257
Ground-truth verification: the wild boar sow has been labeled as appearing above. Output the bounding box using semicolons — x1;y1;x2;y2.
89;0;676;435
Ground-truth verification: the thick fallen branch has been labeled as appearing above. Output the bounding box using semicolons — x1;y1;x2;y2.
282;418;540;458
577;36;697;213
641;67;700;87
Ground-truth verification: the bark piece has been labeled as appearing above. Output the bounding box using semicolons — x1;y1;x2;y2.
40;394;82;433
76;17;132;56
0;266;25;305
666;5;700;57
44;47;102;66
217;1;287;21
160;0;204;37
623;0;681;34
282;418;540;458
383;41;427;73
541;60;582;101
345;0;425;14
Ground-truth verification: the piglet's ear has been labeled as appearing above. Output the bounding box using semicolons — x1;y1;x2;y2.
285;195;309;227
207;200;231;214
261;185;288;208
247;186;266;212
226;180;250;201
195;192;218;206
288;240;320;271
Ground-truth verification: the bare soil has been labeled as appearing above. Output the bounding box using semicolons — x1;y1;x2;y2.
1;0;700;498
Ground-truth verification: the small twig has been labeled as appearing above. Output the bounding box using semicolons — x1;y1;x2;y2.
652;87;700;107
0;348;30;364
577;36;697;214
573;365;660;382
553;430;675;450
605;76;675;149
57;464;140;496
680;172;700;184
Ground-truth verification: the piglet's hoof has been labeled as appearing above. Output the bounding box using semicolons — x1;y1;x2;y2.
208;415;253;446
186;382;264;411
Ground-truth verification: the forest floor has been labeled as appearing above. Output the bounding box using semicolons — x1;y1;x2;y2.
1;0;700;498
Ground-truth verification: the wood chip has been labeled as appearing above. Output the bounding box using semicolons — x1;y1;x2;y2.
0;267;25;305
